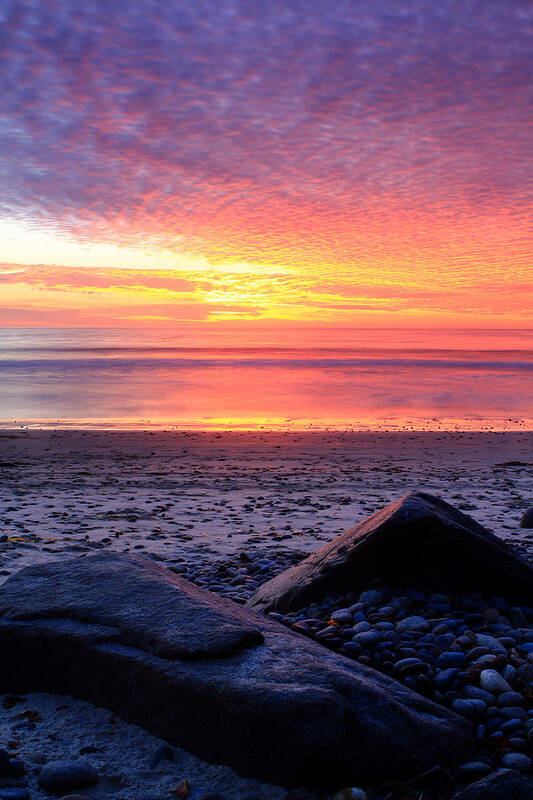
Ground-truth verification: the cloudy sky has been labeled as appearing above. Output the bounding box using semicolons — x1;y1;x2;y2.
1;0;531;328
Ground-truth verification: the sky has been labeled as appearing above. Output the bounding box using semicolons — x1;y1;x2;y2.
0;0;531;330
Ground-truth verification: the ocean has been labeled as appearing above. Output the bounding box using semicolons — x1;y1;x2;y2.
0;327;532;430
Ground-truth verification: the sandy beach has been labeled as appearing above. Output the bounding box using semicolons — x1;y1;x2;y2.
1;429;532;800
1;430;532;585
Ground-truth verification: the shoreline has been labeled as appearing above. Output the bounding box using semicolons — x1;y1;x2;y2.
1;419;533;432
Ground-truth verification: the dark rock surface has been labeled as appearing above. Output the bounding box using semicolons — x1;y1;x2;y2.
0;553;472;788
520;507;533;529
248;492;533;614
450;768;533;799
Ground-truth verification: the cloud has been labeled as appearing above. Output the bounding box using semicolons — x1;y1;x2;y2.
0;1;530;257
0;0;531;326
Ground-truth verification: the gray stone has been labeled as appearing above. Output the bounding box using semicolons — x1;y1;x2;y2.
501;753;531;772
475;634;507;656
396;616;430;633
480;670;512;695
0;553;472;789
454;762;492;780
451;769;533;799
38;759;99;793
248;492;533;614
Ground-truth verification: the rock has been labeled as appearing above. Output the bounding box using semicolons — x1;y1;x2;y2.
359;590;383;606
479;670;512;695
519;508;533;529
0;553;472;788
248;492;533;613
475;634;507;656
436;652;466;669
38;759;99;793
501;753;531;772
396;616;430;633
451;768;533;799
455;761;492;780
451;699;486;718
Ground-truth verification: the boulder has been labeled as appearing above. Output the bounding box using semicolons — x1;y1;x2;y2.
450;768;533;799
0;553;472;788
248;492;533;614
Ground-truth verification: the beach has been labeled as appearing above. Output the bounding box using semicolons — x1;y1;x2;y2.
1;430;532;586
1;429;532;800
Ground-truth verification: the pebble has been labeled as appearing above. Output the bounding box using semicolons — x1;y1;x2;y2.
38;759;99;793
498;691;524;707
454;761;492;780
451;698;486;718
479;669;512;694
500;752;532;772
353;631;380;648
331;609;353;625
359;590;383;606
475;633;508;655
396;615;430;633
463;686;495;704
436;651;466;669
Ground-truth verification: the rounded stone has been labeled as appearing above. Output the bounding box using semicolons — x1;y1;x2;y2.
455;761;492;780
331;609;353;625
501;752;531;772
359;590;383;606
353;630;381;648
436;651;466;669
498;692;524;707
480;669;512;695
396;615;430;633
475;634;508;655
38;759;99;794
452;698;486;718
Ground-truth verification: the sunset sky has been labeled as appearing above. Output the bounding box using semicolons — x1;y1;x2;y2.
1;0;531;329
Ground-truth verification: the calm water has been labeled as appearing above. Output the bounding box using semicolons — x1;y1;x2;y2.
0;328;532;430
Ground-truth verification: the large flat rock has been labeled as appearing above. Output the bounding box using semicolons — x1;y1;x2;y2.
248;492;533;614
0;553;471;788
